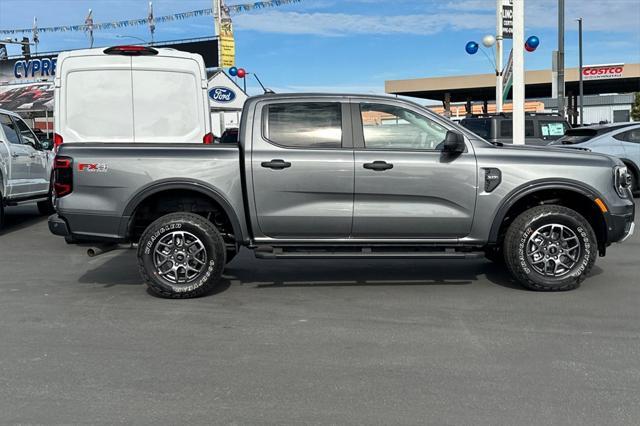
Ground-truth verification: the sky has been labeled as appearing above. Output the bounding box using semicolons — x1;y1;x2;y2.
1;0;639;96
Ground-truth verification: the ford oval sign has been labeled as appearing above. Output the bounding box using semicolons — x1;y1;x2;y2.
209;87;236;103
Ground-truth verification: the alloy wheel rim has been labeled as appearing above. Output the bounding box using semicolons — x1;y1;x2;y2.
153;231;207;284
525;223;581;277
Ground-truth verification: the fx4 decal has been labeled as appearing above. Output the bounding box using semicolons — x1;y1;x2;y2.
78;163;108;173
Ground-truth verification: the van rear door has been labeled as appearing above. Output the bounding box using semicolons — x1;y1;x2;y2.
131;56;207;143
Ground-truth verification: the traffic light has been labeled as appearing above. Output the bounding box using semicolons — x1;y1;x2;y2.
0;44;7;61
21;37;30;59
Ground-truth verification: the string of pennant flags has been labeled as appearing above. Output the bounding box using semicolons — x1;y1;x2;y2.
0;0;302;35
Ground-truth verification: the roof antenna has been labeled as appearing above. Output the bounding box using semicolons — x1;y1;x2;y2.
252;73;274;94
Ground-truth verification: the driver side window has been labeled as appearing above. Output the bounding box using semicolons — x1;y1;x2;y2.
13;117;40;148
360;103;448;150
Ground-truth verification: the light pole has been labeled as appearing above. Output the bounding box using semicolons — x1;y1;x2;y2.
577;17;584;126
496;0;504;113
512;0;525;145
557;0;565;119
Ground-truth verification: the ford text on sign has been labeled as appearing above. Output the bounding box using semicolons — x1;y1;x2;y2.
582;64;624;80
209;87;236;103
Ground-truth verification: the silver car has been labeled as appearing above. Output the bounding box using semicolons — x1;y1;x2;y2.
550;123;640;195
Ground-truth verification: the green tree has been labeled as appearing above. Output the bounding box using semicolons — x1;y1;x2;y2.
632;92;640;122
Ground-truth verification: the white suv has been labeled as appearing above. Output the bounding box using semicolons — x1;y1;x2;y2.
0;109;54;228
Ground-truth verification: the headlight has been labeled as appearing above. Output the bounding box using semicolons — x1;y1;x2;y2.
614;166;632;198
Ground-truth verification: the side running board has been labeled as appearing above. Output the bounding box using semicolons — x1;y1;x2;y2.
254;246;484;260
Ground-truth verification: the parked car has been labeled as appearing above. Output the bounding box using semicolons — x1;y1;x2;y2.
53;45;213;148
460;113;570;146
548;123;640;195
48;73;635;297
0;109;54;228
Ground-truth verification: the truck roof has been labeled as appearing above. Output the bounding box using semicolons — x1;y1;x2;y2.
57;46;203;61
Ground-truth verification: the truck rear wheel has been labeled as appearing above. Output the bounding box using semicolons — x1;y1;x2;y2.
504;205;597;291
137;212;226;298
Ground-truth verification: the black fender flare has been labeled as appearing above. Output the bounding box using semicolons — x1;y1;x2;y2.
121;179;245;242
488;178;607;244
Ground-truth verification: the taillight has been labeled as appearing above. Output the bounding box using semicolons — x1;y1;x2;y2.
53;133;63;152
203;132;214;144
53;156;73;197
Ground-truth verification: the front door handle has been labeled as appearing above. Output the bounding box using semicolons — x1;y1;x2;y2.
363;161;393;171
261;159;291;170
11;153;20;158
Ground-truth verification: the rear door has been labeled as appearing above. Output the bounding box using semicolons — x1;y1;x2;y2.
251;99;354;239
0;113;31;197
351;100;477;238
131;56;207;143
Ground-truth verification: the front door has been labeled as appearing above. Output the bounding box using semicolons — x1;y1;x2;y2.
351;101;477;239
251;100;354;239
0;113;31;197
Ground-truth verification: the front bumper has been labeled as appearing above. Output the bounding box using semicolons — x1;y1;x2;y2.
606;202;635;244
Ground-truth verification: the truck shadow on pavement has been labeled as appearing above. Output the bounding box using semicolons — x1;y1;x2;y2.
0;206;47;237
77;249;605;295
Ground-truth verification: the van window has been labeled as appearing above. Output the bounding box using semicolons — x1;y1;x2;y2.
265;102;342;148
65;70;134;141
132;70;201;142
500;120;534;138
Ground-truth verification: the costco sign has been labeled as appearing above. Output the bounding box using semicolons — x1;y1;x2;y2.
582;64;624;80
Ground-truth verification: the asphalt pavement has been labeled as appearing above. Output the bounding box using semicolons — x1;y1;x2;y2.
1;203;639;425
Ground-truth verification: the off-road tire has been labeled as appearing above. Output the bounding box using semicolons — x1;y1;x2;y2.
137;212;226;298
504;205;597;291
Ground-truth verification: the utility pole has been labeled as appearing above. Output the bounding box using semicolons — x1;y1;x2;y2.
496;0;504;113
213;0;222;70
577;17;584;126
512;0;525;145
557;0;565;118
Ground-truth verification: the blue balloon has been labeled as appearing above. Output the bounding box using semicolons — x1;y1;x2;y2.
465;41;479;55
229;66;238;76
526;35;540;49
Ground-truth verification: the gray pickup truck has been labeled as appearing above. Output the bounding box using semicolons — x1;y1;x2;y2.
49;94;635;298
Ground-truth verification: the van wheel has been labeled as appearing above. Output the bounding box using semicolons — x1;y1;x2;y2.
137;212;226;298
504;205;597;291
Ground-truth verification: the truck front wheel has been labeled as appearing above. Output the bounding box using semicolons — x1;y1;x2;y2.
504;205;597;291
137;212;226;298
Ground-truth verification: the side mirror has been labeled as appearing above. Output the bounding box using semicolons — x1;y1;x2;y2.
443;130;465;153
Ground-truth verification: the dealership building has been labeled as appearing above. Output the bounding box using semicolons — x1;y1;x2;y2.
387;63;640;125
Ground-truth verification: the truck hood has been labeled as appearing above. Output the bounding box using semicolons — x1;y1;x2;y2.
491;143;622;167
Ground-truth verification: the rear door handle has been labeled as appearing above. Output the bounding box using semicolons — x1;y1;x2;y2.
363;161;393;171
261;159;291;170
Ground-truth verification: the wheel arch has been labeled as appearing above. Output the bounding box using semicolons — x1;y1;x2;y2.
620;158;639;187
488;179;609;254
122;179;245;243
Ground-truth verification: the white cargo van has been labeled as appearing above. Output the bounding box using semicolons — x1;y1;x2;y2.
54;45;212;146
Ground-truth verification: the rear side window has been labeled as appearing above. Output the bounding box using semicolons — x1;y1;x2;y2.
65;70;134;141
460;119;491;139
0;114;22;144
500;120;534;138
265;102;342;148
615;128;640;143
